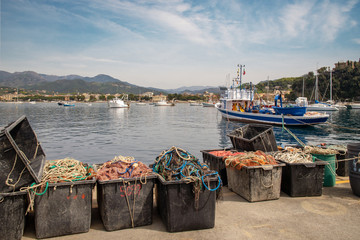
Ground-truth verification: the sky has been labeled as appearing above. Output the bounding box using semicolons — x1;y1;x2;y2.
1;0;360;89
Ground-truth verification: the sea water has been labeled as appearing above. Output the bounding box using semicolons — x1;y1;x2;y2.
0;102;359;165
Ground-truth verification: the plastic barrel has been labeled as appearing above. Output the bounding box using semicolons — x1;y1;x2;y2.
312;154;336;187
347;143;360;196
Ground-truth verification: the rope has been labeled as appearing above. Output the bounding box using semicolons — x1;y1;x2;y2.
282;125;306;147
6;154;27;191
153;146;221;192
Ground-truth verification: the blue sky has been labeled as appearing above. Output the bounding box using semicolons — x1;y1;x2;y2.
1;0;359;89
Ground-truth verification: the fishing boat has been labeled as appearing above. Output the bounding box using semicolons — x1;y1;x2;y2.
108;95;129;108
154;100;175;106
215;65;329;126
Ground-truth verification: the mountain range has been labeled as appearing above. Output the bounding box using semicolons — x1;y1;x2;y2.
0;70;219;95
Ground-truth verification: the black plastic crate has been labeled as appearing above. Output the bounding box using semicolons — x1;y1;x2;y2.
227;124;278;152
156;174;219;232
97;174;156;231
336;150;348;177
201;148;237;186
0;191;27;240
0;116;46;193
279;160;327;197
34;179;95;239
226;162;285;202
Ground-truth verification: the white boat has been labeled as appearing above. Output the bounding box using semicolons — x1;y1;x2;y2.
216;64;329;126
108;95;129;108
202;102;217;107
154;100;175;106
295;97;338;111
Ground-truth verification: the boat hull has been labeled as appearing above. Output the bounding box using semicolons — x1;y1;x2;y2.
217;108;329;126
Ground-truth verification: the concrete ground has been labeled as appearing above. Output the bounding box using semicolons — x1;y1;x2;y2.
22;176;360;240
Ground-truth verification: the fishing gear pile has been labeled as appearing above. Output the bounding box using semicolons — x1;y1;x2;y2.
96;155;152;180
304;146;338;155
272;150;313;163
225;150;277;170
153;146;221;192
41;158;95;183
208;150;245;159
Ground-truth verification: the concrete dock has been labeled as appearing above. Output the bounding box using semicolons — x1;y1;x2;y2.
22;177;359;240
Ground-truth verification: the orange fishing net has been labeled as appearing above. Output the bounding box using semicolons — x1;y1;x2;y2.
224;150;277;170
96;156;153;181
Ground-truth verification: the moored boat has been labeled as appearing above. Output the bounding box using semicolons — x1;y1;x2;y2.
154;100;175;106
108;95;129;108
216;65;329;126
346;103;360;109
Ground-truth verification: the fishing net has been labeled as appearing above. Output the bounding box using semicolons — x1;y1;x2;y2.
96;155;153;180
208;150;245;159
152;146;221;192
225;150;277;170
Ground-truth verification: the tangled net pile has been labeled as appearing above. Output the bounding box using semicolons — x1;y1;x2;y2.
272;148;313;163
225;150;277;170
41;158;95;183
96;155;152;180
303;146;338;155
152;146;221;192
208;150;245;159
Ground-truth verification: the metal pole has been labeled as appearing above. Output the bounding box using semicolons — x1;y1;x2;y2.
329;67;332;102
302;77;305;97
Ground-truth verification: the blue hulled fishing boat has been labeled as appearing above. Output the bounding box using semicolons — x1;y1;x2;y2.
215;65;329;126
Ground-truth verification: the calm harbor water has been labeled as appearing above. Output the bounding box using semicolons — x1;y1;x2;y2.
1;102;359;165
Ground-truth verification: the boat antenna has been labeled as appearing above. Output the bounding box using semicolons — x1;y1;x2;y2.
237;64;245;89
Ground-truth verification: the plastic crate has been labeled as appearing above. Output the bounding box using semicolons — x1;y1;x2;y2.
336;150;348;177
227;124;277;152
34;178;95;239
97;175;156;231
201;148;237;186
226;162;285;202
279;160;327;197
156;174;218;232
0;115;46;193
0;191;27;240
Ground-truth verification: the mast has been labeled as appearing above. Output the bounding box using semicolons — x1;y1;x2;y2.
329;67;332;102
267;76;269;102
315;72;319;102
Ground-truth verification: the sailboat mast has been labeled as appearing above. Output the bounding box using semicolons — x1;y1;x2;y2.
329;67;332;102
315;73;319;102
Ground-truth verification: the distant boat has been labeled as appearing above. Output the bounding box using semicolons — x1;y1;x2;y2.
296;97;338;111
190;102;202;106
63;102;75;107
202;102;217;107
154;100;175;106
108;95;129;108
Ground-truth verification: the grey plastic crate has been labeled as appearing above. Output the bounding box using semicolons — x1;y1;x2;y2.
0;191;27;240
0;116;46;193
156;174;219;232
227;124;278;152
34;178;95;239
226;162;285;202
97;174;156;231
